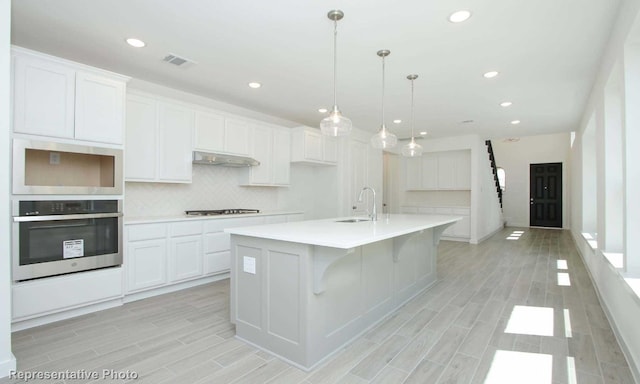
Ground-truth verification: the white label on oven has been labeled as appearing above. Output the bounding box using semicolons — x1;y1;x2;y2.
63;239;84;259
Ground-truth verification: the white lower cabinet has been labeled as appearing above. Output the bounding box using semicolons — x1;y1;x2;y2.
127;239;167;292
124;214;295;296
401;206;471;240
12;267;123;321
169;235;203;282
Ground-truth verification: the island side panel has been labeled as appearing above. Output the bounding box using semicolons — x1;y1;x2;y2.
230;235;310;366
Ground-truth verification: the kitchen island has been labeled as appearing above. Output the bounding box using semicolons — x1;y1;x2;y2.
225;214;460;370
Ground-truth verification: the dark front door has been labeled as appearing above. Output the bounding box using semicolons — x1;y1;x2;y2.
530;163;562;228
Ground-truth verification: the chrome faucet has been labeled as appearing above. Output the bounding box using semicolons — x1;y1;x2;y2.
358;187;377;221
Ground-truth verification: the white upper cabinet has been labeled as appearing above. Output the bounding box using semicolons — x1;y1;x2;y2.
125;92;193;183
12;48;128;145
74;71;126;144
125;94;157;181
13;53;75;138
290;126;338;165
157;102;194;182
194;110;225;153
193;113;251;157
404;149;471;191
224;118;250;156
241;124;291;187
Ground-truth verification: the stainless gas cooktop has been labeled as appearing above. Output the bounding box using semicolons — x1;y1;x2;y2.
185;209;260;216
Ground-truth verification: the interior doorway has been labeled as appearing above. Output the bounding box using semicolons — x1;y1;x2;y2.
530;162;563;227
383;152;399;214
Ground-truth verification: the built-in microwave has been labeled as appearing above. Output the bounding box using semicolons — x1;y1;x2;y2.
12;138;123;195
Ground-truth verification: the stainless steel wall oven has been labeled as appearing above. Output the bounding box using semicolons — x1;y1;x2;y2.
12;200;123;281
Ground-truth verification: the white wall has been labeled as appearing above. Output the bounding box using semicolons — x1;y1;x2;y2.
491;133;572;228
0;0;16;377
570;0;640;380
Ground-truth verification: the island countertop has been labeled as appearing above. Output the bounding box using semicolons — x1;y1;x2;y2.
224;214;461;249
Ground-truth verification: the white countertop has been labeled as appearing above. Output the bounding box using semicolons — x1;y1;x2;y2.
225;214;462;249
124;210;304;225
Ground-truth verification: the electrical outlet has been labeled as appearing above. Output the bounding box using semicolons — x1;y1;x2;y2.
49;152;60;165
243;256;256;274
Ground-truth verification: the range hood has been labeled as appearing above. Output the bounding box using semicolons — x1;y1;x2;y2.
193;151;259;167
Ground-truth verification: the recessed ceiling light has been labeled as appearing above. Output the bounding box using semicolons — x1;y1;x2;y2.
511;120;521;125
126;38;146;48
462;119;474;124
483;71;499;78
393;119;402;124
500;101;513;107
318;108;328;113
419;131;428;135
248;82;261;89
449;10;472;23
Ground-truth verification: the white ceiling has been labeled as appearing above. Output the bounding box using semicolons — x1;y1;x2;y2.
11;0;622;140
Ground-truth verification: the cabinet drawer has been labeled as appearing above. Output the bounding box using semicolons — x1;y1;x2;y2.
171;221;203;237
418;207;435;214
204;251;230;275
204;232;230;253
128;223;167;241
434;207;454;215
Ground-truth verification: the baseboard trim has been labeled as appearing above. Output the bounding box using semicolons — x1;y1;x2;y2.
470;223;505;244
570;231;640;384
123;273;229;303
12;298;122;332
0;354;17;379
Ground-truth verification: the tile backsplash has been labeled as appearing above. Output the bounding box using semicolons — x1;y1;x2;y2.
124;164;280;217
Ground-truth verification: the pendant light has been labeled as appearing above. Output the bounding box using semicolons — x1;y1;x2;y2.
370;50;398;149
401;74;423;157
320;10;352;137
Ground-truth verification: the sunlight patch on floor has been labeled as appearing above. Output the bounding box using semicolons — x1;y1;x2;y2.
557;272;571;286
484;350;553;384
556;259;568;270
505;305;554;337
506;230;525;241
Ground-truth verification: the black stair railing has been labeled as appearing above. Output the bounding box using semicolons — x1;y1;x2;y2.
485;140;503;209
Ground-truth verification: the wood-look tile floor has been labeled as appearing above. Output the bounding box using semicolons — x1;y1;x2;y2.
2;228;636;384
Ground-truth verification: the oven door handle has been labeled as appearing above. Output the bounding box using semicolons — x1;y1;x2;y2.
13;212;123;222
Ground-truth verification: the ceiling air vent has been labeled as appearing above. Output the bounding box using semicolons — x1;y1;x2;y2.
162;53;196;68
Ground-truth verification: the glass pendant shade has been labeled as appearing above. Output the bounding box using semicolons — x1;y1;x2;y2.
320;10;351;137
401;137;423;157
371;125;398;149
370;49;397;149
402;74;423;157
320;105;352;136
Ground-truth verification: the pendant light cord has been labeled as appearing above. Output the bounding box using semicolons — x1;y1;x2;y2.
333;19;338;107
411;78;415;139
381;55;386;128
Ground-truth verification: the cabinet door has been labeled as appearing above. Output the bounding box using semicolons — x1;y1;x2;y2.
74;71;125;144
421;153;438;190
323;136;338;163
13;54;75;138
249;124;273;185
127;239;167;292
125;95;158;181
225;118;250;155
455;150;472;190
405;157;422;190
437;152;456;190
169;235;203;282
304;130;323;161
158;102;193;182
272;129;291;185
194;110;225;152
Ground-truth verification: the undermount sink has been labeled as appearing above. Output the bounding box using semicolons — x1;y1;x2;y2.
335;218;370;223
